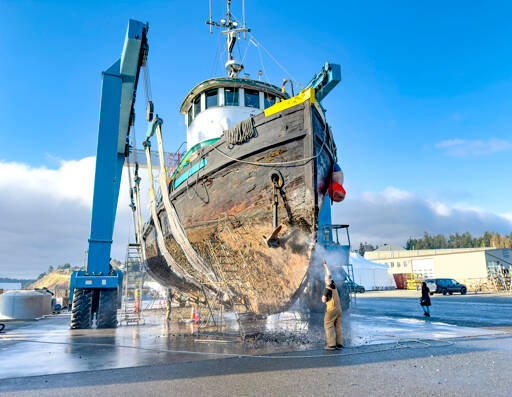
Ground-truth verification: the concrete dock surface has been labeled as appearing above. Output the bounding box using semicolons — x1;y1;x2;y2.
1;292;512;396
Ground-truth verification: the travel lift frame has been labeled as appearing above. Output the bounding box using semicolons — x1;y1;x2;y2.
69;20;148;329
68;17;342;329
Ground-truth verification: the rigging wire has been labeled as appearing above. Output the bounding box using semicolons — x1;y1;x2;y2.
255;43;270;84
228;12;302;87
248;33;303;88
209;6;301;84
210;32;222;77
237;37;243;62
217;47;227;76
240;39;251;65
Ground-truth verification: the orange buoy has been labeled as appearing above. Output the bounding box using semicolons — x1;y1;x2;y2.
328;163;346;202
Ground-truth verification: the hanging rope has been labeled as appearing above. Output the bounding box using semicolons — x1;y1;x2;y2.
224;117;257;146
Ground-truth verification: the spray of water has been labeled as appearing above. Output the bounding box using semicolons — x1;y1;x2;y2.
308;243;350;282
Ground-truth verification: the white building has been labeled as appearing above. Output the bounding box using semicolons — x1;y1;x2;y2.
365;247;512;282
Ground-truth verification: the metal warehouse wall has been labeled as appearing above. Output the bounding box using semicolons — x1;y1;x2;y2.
433;250;487;280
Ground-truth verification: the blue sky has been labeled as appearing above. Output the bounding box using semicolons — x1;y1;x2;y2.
0;1;511;276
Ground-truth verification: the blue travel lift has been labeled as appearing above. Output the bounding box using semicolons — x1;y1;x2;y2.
318;197;357;302
69;20;149;329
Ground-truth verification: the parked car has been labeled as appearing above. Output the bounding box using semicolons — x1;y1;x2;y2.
345;280;365;293
425;278;467;295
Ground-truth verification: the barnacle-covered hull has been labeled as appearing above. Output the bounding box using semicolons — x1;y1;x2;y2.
142;101;337;314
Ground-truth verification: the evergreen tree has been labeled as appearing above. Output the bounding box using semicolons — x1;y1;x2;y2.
405;231;511;250
358;242;365;256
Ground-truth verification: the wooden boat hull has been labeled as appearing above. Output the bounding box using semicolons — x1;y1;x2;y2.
142;100;337;315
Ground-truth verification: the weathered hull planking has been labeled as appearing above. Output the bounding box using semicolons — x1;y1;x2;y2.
142;101;337;315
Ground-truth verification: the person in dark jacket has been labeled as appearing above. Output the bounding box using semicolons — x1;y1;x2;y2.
420;281;431;317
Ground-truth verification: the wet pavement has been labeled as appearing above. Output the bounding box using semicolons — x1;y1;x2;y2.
355;292;512;328
0;302;503;380
1;293;512;396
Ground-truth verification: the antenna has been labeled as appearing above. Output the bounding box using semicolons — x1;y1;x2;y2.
242;0;246;40
206;0;251;77
209;0;213;34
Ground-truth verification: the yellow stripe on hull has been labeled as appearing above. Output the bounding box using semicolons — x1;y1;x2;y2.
264;88;316;117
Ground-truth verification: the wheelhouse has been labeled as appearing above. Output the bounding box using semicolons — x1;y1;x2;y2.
180;78;288;149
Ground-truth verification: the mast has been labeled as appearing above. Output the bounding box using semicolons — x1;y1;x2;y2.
206;0;250;78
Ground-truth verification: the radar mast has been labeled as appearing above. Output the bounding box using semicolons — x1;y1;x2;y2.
207;0;251;78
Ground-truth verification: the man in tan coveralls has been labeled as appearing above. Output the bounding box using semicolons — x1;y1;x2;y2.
165;289;174;321
322;260;343;350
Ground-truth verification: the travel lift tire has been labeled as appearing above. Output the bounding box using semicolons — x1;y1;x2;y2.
96;288;118;329
70;288;93;329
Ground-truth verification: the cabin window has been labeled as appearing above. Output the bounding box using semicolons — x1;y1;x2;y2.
264;93;277;109
187;106;193;125
224;87;239;106
244;89;260;108
205;89;218;109
193;95;201;117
